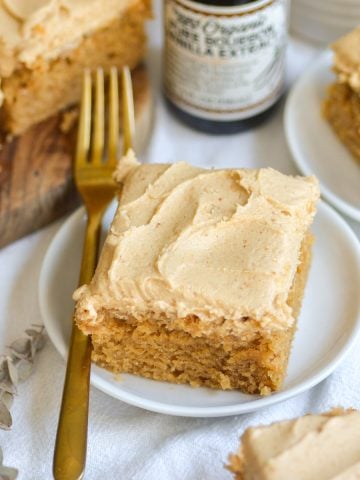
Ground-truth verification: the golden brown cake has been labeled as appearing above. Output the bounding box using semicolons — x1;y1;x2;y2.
228;409;360;480
0;0;151;135
323;27;360;165
74;151;319;395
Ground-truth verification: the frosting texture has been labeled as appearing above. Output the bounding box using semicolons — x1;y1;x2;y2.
238;409;360;480
0;0;137;76
74;151;319;331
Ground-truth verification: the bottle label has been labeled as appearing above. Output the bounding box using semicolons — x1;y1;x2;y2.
164;0;288;121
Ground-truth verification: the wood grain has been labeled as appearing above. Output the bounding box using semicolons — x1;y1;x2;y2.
0;65;152;249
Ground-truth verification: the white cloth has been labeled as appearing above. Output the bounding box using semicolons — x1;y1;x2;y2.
1;10;360;480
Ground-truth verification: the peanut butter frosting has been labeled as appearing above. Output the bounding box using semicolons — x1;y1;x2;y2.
332;27;360;94
74;152;319;333
0;0;137;78
235;409;360;480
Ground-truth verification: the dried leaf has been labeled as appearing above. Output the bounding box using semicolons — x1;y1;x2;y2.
30;341;36;361
34;334;45;352
0;447;17;479
0;464;18;479
0;362;6;383
30;324;44;329
0;325;46;473
25;329;40;338
0;381;16;395
8;352;26;362
0;392;13;410
15;360;33;382
5;360;17;387
0;401;12;430
9;339;31;357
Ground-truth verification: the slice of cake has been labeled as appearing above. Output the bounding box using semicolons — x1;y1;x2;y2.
0;0;151;135
323;27;360;165
74;151;319;395
228;409;360;479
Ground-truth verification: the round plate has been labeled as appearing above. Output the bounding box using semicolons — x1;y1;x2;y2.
39;200;360;417
285;50;360;222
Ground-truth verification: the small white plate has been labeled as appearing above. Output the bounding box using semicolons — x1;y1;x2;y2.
285;50;360;222
39;200;360;417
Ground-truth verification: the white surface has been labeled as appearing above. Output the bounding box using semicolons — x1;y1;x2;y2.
1;10;360;479
290;0;360;44
39;201;360;418
285;50;360;222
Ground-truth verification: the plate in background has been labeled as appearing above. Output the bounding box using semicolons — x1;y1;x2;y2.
285;50;360;222
39;200;360;417
290;0;360;43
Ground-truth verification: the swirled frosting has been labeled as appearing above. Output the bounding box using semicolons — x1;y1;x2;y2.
235;409;360;480
0;0;137;77
74;151;319;332
332;27;360;93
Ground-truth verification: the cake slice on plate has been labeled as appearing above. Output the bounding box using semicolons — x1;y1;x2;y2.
74;151;319;395
323;27;360;165
0;0;151;135
228;409;360;479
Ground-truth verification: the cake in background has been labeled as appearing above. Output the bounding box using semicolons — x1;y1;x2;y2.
228;408;360;479
74;151;319;395
323;27;360;166
0;0;151;135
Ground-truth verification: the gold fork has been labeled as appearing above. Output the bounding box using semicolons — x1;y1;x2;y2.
53;66;135;480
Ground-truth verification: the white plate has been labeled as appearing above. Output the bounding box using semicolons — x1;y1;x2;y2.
39;200;360;417
285;50;360;222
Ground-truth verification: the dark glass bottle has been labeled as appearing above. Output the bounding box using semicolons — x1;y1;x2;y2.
163;0;288;134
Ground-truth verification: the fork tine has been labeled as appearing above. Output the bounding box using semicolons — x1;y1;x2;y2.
75;69;92;168
122;66;135;155
91;68;105;164
108;67;119;166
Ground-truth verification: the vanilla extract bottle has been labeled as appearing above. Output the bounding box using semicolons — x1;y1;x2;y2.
163;0;289;134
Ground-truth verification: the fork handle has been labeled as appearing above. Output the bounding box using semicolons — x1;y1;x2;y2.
53;212;102;480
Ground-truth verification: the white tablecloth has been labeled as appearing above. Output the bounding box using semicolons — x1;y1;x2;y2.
1;9;360;480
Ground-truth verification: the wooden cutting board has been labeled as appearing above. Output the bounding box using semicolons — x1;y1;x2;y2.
0;65;153;249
